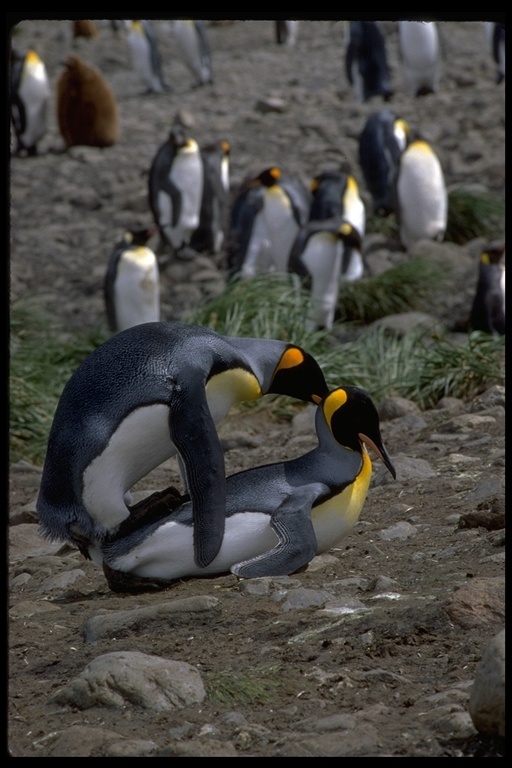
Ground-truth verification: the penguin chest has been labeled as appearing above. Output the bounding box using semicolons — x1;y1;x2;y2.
114;248;160;330
302;233;343;331
312;450;372;554
264;188;300;271
169;149;204;230
128;33;160;90
397;144;447;248
19;56;50;143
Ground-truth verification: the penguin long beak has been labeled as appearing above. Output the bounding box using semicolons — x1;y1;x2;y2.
359;432;396;479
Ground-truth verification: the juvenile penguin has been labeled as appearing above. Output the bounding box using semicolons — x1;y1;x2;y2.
395;139;447;252
358;109;410;216
104;227;160;333
398;21;441;97
95;385;396;590
289;219;364;331
10;47;50;157
56;54;120;148
148;118;204;259
227;166;311;279
190;139;231;255
126;19;167;94
172;20;213;87
36;320;329;569
469;243;505;335
345;21;393;103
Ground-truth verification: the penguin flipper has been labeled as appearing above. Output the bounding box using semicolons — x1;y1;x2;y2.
231;489;319;579
155;176;182;227
169;385;227;568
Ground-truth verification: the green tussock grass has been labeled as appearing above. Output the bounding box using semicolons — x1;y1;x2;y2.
205;663;285;706
445;186;504;245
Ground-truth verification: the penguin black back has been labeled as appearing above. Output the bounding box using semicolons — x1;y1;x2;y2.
345;21;393;103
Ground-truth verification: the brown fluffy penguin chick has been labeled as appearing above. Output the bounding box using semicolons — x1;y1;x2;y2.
56;55;119;148
72;20;100;38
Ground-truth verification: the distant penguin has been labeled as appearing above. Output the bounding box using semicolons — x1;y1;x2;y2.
148;118;204;259
190;139;231;255
10;47;50;157
484;22;505;84
275;20;299;46
126;19;167;94
358;109;410;216
395;139;447;251
309;170;366;239
104;228;160;333
289;219;364;331
228;166;311;279
36;320;329;569
398;21;441;97
172;20;213;86
95;385;396;590
56;54;120;148
469;243;505;335
345;21;393;103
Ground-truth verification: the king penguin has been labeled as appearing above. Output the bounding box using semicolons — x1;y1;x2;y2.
10;47;50;157
56;54;120;148
148;117;204;260
227;166;311;279
395;138;447;252
275;21;299;46
172;20;213;87
345;21;393;103
484;22;505;85
398;21;441;97
104;227;160;333
469;243;505;335
358;109;410;216
289;219;364;331
309;169;366;236
94;385;396;590
36;320;329;569
190;139;231;255
126;19;167;94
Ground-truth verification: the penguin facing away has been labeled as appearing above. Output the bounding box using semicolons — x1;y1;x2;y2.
189;139;231;255
10;48;50;157
36;321;329;569
95;385;396;590
395;139;447;252
289;219;364;331
104;228;160;332
345;21;393;103
358;109;410;216
148;119;204;258
398;21;441;97
172;20;213;87
126;19;167;94
227;166;311;279
56;54;120;148
469;243;505;335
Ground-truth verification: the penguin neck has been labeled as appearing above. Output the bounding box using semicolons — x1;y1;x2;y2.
205;368;262;422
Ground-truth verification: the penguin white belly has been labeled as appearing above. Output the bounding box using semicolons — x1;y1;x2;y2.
173;21;203;82
397;145;447;250
113;249;160;331
342;248;364;283
128;33;162;92
170;150;204;234
399;22;440;94
82;404;176;531
302;233;343;330
264;188;300;273
19;59;50;147
239;212;272;279
109;511;278;579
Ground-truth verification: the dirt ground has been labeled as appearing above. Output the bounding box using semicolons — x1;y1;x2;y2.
8;18;505;757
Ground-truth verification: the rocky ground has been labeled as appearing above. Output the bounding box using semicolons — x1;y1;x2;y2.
8;19;505;757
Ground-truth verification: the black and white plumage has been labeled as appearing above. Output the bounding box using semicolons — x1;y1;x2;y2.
93;385;396;589
398;21;441;97
126;19;167;94
36;321;329;569
358;109;410;216
104;228;160;332
484;22;505;85
148;120;204;258
395;139;447;251
227;166;311;279
309;170;366;236
469;243;505;335
10;47;50;156
189;139;230;255
275;20;299;46
345;21;393;103
172;20;213;87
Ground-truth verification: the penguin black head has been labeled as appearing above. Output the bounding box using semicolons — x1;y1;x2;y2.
267;345;329;404
337;222;363;251
123;227;156;246
324;386;396;479
257;167;282;187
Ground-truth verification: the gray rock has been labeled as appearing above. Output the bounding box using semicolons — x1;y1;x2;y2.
469;628;505;737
